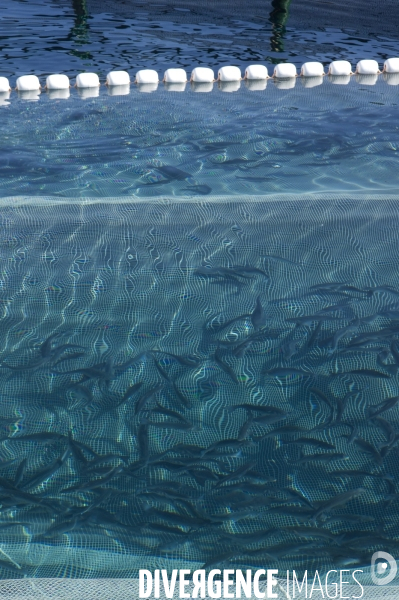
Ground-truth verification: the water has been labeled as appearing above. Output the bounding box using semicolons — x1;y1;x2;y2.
1;0;399;588
1;80;399;198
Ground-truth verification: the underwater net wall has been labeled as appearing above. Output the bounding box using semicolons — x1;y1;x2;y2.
0;194;399;598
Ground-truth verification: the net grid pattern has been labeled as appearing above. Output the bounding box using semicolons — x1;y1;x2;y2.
1;195;399;595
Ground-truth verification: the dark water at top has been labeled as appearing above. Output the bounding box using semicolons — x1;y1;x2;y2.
1;0;399;78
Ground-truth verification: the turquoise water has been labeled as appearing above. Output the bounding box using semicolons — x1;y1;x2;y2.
1;0;399;585
1;195;399;579
1;78;399;198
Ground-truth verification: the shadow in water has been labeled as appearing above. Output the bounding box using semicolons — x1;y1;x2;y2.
269;0;292;54
69;0;92;60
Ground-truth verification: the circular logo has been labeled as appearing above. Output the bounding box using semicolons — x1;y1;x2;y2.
371;551;397;585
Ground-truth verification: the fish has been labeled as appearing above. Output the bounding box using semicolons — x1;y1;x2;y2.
215;461;257;487
252;413;288;426
281;488;314;508
170;382;192;408
286;526;342;542
146;508;207;529
218;529;277;545
352;438;383;465
83;453;128;473
236;176;275;182
21;447;71;490
201;552;236;570
312;488;367;521
309;387;334;417
53;351;86;367
330;469;393;482
135;384;164;414
55;359;115;385
251;296;266;330
264;367;312;379
324;514;375;525
214;347;239;383
201;439;250;456
150;164;192;181
182;184;212;195
14;458;28;486
194;266;252;280
151;350;200;368
368;396;399;418
204;313;251;334
284;437;336;450
237;413;255;441
338;369;392;379
229;403;287;416
121;382;144;404
0;559;27;576
262;254;300;265
232;266;269;278
327;319;360;354
61;465;123;493
246;541;320;560
137;423;149;464
280;338;298;360
151;402;190;424
2;343;84;371
144;418;197;431
0;432;67;443
253;425;307;440
371;416;397;447
66;383;93;405
297;451;348;465
152;356;171;382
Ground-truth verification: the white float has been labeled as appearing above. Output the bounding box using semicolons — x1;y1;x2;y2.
328;74;351;85
164;82;186;92
384;58;399;73
17;90;41;101
46;74;70;90
47;89;70;100
77;87;100;99
106;71;130;86
274;77;296;89
137;83;158;93
218;80;241;92
245;79;267;91
135;70;159;84
164;68;187;83
218;66;241;81
245;65;268;80
75;73;100;88
0;91;11;106
16;75;41;91
107;84;130;96
191;82;213;93
274;63;297;78
356;60;379;75
384;73;399;86
0;77;11;92
301;62;324;77
356;73;378;86
328;60;352;76
191;67;214;83
301;75;323;88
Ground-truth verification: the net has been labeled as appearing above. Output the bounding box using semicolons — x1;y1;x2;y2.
0;194;399;597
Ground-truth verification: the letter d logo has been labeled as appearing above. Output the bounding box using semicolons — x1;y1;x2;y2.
371;551;397;585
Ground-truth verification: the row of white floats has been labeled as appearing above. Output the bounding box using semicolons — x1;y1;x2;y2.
1;58;399;91
1;59;399;99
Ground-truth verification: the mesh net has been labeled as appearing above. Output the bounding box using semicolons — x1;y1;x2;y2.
1;194;399;597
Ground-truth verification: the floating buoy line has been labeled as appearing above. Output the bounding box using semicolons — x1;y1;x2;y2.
1;59;399;100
